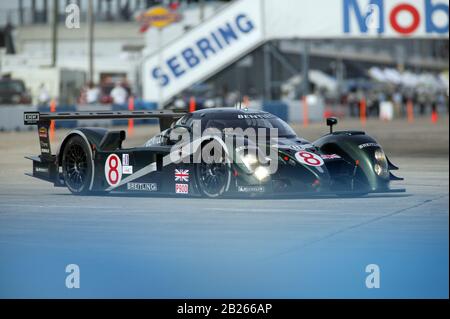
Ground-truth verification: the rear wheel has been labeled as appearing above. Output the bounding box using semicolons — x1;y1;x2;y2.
62;135;93;195
195;141;231;198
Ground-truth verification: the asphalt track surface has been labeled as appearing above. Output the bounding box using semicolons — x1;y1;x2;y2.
0;117;448;298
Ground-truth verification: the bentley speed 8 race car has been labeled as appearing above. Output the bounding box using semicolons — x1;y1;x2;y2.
23;107;404;198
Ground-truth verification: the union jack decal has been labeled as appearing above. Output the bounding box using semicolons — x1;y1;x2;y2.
175;169;189;182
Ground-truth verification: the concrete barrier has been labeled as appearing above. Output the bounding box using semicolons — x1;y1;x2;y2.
0;105;37;131
285;97;324;123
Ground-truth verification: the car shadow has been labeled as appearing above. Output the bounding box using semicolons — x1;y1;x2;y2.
53;192;411;201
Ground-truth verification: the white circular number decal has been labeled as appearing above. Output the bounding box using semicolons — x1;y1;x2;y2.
295;151;324;167
105;154;122;186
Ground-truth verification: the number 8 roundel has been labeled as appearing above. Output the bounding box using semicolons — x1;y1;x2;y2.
105;154;122;186
295;151;324;167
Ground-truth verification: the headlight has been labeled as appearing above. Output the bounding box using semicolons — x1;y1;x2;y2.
237;149;259;173
374;149;386;162
254;166;270;181
374;149;388;177
374;163;383;176
242;154;258;171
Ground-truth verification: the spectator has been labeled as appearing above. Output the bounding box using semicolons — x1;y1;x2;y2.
110;82;128;105
37;83;50;106
86;81;100;104
392;88;403;118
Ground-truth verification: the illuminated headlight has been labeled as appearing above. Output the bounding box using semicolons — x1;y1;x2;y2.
254;166;270;181
374;163;383;176
374;149;388;177
237;151;259;173
242;154;258;170
374;149;386;162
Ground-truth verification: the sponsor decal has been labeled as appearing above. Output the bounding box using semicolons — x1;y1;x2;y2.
122;154;129;166
39;127;48;138
295;151;324;167
127;182;158;191
105;154;122;187
148;10;260;92
175;169;189;182
359;142;379;149
237;185;265;193
41;148;50;154
136;5;182;32
122;165;133;174
321;154;341;160
343;0;449;36
299;144;314;150
24;112;40;124
35;167;49;173
175;183;189;194
291;144;313;151
276;144;314;151
237;113;273;119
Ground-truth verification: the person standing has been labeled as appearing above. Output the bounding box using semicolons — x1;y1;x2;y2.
86;81;100;104
110;82;128;106
37;83;50;106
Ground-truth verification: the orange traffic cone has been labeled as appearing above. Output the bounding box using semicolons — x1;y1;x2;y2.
431;108;438;124
302;96;309;127
128;96;135;137
406;99;414;123
243;95;250;108
189;97;196;113
49;99;56;142
359;97;367;127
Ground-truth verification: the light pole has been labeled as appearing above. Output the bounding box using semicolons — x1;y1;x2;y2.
88;0;95;82
51;0;58;67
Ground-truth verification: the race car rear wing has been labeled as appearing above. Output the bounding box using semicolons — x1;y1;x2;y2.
23;110;185;131
24;110;185;157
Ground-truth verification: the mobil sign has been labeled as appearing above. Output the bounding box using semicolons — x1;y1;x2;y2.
343;0;449;36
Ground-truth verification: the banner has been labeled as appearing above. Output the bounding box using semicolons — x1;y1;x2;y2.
143;0;264;104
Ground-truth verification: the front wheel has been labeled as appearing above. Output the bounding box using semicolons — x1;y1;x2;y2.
62;135;93;195
195;142;231;198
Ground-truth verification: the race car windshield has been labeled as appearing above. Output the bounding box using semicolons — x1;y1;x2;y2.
206;117;297;138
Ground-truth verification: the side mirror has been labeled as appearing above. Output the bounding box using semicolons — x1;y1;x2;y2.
169;125;191;143
326;117;338;134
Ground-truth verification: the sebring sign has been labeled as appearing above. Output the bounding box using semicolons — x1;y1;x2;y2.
142;0;264;105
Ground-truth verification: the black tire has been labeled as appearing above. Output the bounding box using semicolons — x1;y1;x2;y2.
62;135;93;195
195;141;231;198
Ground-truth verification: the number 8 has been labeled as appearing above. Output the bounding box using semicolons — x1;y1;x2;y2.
108;156;119;184
295;151;324;167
